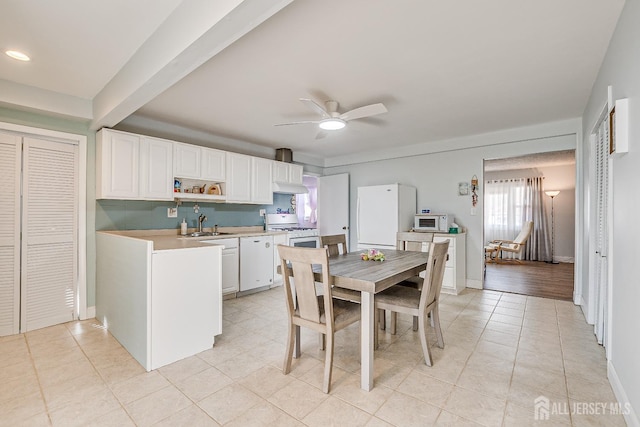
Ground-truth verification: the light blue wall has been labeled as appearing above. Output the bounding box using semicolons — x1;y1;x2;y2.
582;0;640;423
325;131;577;288
96;193;295;231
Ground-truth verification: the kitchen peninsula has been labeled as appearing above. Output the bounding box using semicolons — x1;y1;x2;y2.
96;227;285;371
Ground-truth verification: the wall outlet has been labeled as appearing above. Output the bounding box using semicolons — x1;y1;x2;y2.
259;209;266;217
470;207;477;216
167;207;178;218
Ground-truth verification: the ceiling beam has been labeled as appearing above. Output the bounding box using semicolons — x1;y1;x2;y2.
90;0;293;130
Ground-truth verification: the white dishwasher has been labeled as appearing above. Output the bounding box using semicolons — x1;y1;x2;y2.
240;235;273;292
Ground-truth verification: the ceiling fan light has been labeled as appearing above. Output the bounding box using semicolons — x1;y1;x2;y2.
319;118;346;130
5;50;30;61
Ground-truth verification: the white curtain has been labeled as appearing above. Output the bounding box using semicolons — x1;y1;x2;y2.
485;179;527;260
484;178;550;261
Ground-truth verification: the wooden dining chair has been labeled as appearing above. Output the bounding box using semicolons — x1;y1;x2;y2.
319;234;348;256
277;244;361;393
319;234;361;305
383;232;434;334
374;241;449;366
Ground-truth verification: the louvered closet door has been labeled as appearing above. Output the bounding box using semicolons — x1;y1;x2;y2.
594;114;609;346
0;133;21;336
20;137;78;332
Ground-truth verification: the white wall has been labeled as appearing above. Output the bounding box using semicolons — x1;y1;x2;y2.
324;125;577;289
582;0;640;424
485;162;576;261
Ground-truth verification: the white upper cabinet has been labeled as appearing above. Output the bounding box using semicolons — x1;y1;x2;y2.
97;129;175;201
174;143;226;182
272;161;288;183
252;157;273;205
226;153;252;203
201;148;226;181
96;129;139;199
173;143;201;179
289;163;303;185
272;161;303;185
97;128;275;204
140;137;174;201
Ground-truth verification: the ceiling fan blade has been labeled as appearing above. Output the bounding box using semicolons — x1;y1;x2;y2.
274;120;320;126
300;98;330;119
340;103;387;121
315;130;328;140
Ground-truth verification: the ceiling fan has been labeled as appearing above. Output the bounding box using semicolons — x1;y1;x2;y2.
275;98;388;135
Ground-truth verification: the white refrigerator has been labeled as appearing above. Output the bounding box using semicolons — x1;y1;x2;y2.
356;184;417;251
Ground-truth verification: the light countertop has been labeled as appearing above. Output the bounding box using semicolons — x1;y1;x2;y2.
97;227;287;251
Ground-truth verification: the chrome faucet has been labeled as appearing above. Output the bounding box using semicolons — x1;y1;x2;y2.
198;214;207;232
214;224;218;234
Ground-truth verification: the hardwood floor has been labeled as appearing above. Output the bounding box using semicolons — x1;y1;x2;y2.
484;260;574;301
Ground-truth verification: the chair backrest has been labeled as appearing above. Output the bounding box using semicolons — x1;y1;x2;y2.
419;241;450;309
502;220;534;252
514;221;534;245
397;231;433;252
277;244;334;328
320;234;347;256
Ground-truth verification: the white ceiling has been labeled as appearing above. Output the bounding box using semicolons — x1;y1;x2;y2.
0;0;624;166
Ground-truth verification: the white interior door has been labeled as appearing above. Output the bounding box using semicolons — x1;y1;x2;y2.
317;173;350;249
0;133;21;335
21;137;78;332
592;110;610;348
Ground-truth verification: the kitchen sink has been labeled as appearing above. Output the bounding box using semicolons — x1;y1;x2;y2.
186;231;234;237
187;232;214;237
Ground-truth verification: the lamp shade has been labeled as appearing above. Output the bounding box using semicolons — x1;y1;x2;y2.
545;190;560;197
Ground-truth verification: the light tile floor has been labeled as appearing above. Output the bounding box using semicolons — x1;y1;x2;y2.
0;288;628;426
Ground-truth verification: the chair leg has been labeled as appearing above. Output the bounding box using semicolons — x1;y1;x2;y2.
294;324;301;359
283;323;296;374
319;333;325;351
378;309;386;330
390;311;397;335
322;332;334;393
374;308;378;349
418;313;433;366
432;306;444;349
412;316;418;331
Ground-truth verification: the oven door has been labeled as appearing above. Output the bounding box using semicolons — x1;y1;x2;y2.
288;235;319;248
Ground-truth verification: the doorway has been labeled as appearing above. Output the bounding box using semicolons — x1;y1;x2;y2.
482;150;576;300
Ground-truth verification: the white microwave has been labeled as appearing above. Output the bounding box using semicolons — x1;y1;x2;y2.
414;214;453;232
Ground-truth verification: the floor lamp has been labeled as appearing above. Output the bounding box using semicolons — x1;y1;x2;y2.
545;190;560;264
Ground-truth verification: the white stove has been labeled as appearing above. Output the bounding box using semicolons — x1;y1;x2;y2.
266;213;319;247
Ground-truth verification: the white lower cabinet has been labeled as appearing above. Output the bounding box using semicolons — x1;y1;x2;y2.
272;234;287;286
215;238;239;295
434;233;466;294
96;232;222;371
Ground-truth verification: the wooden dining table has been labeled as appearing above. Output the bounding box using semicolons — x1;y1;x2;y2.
323;249;429;391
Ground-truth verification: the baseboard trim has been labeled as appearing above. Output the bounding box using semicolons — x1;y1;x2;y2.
608;360;639;427
466;279;482;290
555;256;575;263
83;306;96;320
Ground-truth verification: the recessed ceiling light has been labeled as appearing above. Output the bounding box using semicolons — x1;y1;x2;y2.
6;50;30;61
